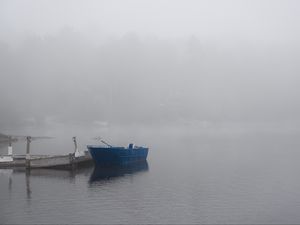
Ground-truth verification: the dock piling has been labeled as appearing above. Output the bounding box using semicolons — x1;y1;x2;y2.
73;137;78;153
8;136;12;156
73;136;84;157
25;136;31;168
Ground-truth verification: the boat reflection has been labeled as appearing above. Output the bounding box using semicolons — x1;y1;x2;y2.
89;161;149;183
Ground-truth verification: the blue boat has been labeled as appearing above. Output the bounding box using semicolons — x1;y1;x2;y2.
87;142;149;166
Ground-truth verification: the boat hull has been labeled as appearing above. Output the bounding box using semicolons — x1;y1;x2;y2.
87;146;148;166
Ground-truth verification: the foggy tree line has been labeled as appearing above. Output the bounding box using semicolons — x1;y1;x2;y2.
0;29;299;130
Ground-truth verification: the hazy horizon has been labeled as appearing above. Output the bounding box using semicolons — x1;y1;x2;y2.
1;0;300;136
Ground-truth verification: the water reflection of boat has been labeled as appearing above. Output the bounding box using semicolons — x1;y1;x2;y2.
89;161;149;182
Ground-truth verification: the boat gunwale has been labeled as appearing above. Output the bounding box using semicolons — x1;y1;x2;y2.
87;145;148;150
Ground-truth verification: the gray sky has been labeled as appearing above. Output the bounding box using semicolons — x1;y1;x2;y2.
0;0;300;134
1;0;300;42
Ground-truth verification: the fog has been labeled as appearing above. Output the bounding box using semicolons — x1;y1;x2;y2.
0;0;300;138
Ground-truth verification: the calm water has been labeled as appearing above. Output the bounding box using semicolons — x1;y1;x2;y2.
1;132;300;224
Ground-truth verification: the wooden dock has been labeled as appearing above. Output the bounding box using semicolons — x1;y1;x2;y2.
0;151;93;169
0;135;94;169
